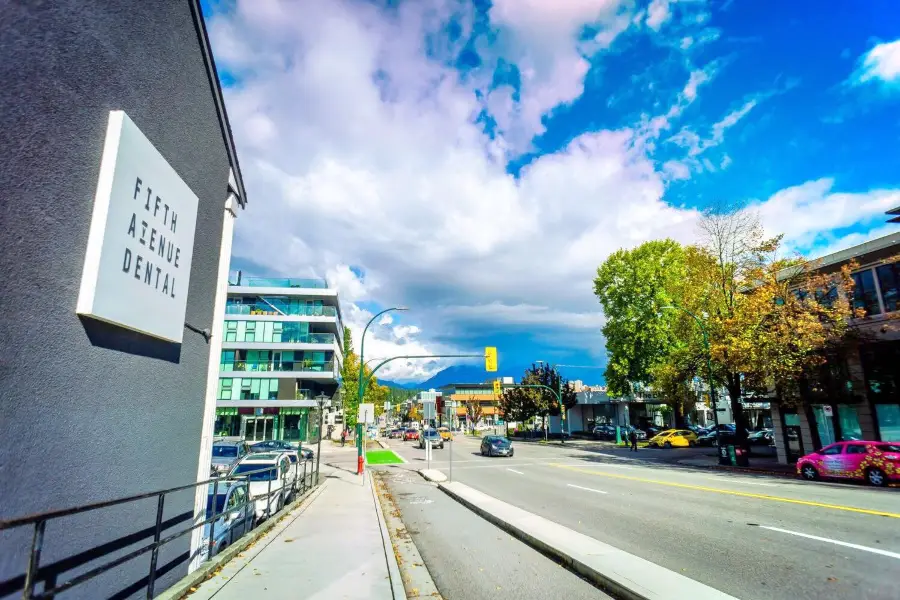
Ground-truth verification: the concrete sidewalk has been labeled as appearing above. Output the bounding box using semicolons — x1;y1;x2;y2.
188;466;403;600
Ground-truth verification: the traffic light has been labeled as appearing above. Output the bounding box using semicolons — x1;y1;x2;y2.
493;379;501;396
485;346;497;372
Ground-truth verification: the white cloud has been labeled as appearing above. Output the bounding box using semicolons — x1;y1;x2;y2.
853;39;900;86
646;0;672;31
484;0;635;150
753;178;900;253
209;1;898;381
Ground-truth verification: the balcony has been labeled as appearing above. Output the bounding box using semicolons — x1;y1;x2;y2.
225;302;339;318
229;276;329;289
219;360;337;379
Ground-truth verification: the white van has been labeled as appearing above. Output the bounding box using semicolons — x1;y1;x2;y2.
229;452;294;522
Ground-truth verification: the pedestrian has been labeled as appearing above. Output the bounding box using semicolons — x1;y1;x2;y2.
341;428;347;447
629;428;638;452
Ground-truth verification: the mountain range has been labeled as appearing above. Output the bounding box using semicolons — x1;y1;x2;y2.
379;364;605;390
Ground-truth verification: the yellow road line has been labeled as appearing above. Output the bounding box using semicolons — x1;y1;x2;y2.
551;464;900;519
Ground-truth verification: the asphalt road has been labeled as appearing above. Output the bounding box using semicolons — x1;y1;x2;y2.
383;434;900;600
378;466;609;600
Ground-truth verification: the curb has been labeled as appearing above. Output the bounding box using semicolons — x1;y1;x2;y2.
372;473;443;600
418;469;447;483
159;481;327;600
370;472;408;600
437;481;736;600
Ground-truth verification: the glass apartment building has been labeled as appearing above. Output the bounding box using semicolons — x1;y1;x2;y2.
213;275;343;442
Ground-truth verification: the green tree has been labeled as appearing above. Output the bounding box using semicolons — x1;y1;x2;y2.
593;240;687;397
499;375;540;428
340;326;388;429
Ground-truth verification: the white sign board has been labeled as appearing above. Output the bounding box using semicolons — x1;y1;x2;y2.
384;401;391;411
358;403;375;424
823;405;833;417
77;111;199;343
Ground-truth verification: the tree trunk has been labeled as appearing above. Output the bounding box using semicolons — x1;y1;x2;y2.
726;372;748;442
673;401;686;429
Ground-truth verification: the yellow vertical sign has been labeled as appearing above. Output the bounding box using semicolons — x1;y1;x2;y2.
485;347;498;372
493;379;501;397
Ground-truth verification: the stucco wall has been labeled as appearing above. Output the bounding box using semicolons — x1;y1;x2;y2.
0;1;231;597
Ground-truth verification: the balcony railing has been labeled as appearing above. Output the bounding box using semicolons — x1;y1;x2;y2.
230;277;329;289
225;303;338;317
224;333;336;345
222;360;336;374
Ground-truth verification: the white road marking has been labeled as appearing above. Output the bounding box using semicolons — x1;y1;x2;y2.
760;526;900;560
507;469;525;475
567;484;608;494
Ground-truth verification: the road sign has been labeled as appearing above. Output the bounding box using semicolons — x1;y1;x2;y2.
423;401;436;421
493;379;501;396
358;403;375;424
485;347;497;372
823;405;833;417
384;401;390;411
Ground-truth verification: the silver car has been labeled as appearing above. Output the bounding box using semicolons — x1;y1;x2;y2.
201;480;253;559
418;429;444;449
210;439;249;477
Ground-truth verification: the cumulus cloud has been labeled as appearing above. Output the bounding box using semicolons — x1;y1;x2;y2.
852;39;900;87
208;0;898;381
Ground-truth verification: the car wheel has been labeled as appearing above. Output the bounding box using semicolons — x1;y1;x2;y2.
664;441;672;449
866;467;887;487
688;441;696;448
509;449;514;457
800;464;819;481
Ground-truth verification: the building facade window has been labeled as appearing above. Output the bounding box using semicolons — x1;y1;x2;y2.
876;262;899;313
221;320;336;344
876;404;900;442
220;350;332;372
852;269;881;315
217;377;279;400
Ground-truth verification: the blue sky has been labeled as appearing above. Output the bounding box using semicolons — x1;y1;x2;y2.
204;0;900;383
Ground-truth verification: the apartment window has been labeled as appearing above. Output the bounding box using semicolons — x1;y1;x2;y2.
220;351;235;371
876;262;899;313
218;379;233;400
815;285;838;308
852;269;881;316
225;321;238;342
245;321;256;342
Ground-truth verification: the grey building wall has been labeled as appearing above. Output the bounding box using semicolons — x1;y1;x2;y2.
0;1;232;597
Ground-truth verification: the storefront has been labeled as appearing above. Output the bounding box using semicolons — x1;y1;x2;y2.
214;405;320;442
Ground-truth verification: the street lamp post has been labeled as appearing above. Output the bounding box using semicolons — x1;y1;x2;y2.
661;305;723;451
314;392;330;485
357;307;407;474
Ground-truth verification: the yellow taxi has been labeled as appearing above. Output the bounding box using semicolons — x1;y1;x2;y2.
438;427;453;441
647;429;698;448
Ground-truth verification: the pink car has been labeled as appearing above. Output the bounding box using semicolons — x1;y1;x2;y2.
797;440;900;486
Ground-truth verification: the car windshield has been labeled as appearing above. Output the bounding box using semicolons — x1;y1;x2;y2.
492;437;510;446
212;446;238;457
231;463;277;481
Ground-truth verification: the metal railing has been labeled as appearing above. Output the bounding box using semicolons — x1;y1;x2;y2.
220;360;336;374
230;277;329;289
224;303;338;317
0;458;320;600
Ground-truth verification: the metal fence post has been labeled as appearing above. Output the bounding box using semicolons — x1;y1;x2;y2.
266;468;273;520
22;519;46;599
145;494;165;599
207;479;219;562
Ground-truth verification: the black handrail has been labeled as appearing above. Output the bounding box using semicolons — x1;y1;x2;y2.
0;454;318;599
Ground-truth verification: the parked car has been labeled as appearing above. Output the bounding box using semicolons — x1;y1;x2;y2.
747;429;774;446
229;452;294;522
210;439;249;477
298;447;314;461
645;426;667;438
418;429;444;449
625;427;647;441
648;429;698;448
592;424;617;439
403;429;420;441
695;431;718;446
389;428;405;439
249;440;297;453
797;441;900;486
201;480;253;559
480;435;514;457
437;427;453;441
